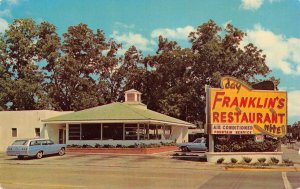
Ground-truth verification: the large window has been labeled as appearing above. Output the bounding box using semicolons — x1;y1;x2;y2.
103;123;123;140
139;124;148;140
125;124;137;140
81;124;101;140
69;124;80;140
149;125;162;140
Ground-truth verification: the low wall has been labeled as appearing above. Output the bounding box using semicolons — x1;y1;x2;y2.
206;152;283;164
67;146;177;155
67;140;173;146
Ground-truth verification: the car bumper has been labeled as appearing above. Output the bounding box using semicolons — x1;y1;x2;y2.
6;151;29;156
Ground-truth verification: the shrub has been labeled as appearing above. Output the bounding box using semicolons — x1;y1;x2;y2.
116;144;126;148
82;144;92;148
283;158;294;166
217;157;225;164
257;158;266;163
230;158;237;164
270;157;280;164
67;144;81;148
94;143;102;148
214;135;279;152
242;157;252;164
103;144;115;148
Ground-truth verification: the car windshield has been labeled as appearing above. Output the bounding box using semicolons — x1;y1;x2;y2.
12;140;28;145
193;138;206;143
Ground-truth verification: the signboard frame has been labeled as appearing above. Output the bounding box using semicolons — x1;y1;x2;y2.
206;76;287;138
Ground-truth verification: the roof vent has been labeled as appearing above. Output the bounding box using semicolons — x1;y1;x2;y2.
124;89;142;103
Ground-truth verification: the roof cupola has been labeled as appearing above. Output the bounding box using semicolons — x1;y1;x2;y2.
124;89;142;103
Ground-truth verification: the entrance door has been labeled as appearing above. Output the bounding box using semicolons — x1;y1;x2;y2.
59;129;66;144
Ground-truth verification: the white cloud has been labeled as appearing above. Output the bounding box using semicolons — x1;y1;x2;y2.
288;90;300;117
240;0;263;10
111;31;152;54
0;18;9;33
240;0;282;10
0;0;19;5
242;24;300;75
114;22;135;29
0;9;11;17
6;0;19;5
151;25;195;40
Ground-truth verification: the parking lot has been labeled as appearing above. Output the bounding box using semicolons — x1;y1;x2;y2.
0;151;299;189
0;152;219;189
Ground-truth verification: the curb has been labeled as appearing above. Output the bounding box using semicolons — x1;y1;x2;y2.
224;167;300;172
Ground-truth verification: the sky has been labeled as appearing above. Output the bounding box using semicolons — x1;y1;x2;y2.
0;0;299;124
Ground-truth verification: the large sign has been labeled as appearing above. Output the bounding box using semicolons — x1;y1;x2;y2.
206;76;287;137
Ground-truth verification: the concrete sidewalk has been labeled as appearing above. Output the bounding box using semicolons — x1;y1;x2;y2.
282;142;300;167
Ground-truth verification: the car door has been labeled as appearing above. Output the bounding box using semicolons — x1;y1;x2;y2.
41;140;52;155
191;139;206;151
28;140;42;156
46;140;58;154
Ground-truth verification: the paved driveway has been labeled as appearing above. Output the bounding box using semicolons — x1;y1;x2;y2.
0;153;299;189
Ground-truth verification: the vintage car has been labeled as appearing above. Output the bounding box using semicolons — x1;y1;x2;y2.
6;138;66;159
177;138;207;152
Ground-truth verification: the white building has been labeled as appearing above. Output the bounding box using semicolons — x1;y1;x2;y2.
0;89;195;152
0;110;70;152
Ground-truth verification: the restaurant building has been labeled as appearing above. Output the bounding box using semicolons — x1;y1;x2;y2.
42;89;195;147
0;89;195;151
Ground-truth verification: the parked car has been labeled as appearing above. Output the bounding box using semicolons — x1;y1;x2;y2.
6;138;66;159
177;138;207;152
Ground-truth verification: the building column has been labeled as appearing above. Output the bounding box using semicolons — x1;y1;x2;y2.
101;123;103;140
123;123;125;140
66;123;69;144
147;122;150;140
41;123;46;138
208;134;214;152
137;124;140;140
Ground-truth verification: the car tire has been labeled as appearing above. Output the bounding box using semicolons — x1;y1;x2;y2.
181;146;189;152
36;151;43;159
17;155;24;160
58;148;65;156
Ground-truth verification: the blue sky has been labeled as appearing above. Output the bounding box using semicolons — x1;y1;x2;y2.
0;0;300;124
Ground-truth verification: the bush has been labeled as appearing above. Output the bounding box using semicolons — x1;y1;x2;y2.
94;143;102;148
116;144;126;148
242;157;252;164
283;158;294;166
82;144;93;148
103;144;115;148
217;157;225;164
230;158;237;164
257;158;266;163
214;135;279;152
270;157;280;164
67;144;81;148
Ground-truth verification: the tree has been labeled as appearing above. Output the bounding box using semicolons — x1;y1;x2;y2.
139;20;271;124
47;23;122;110
0;19;60;110
291;121;300;140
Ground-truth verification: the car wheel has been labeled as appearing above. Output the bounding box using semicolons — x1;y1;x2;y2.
58;148;65;156
17;155;24;160
181;146;189;152
36;151;43;159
